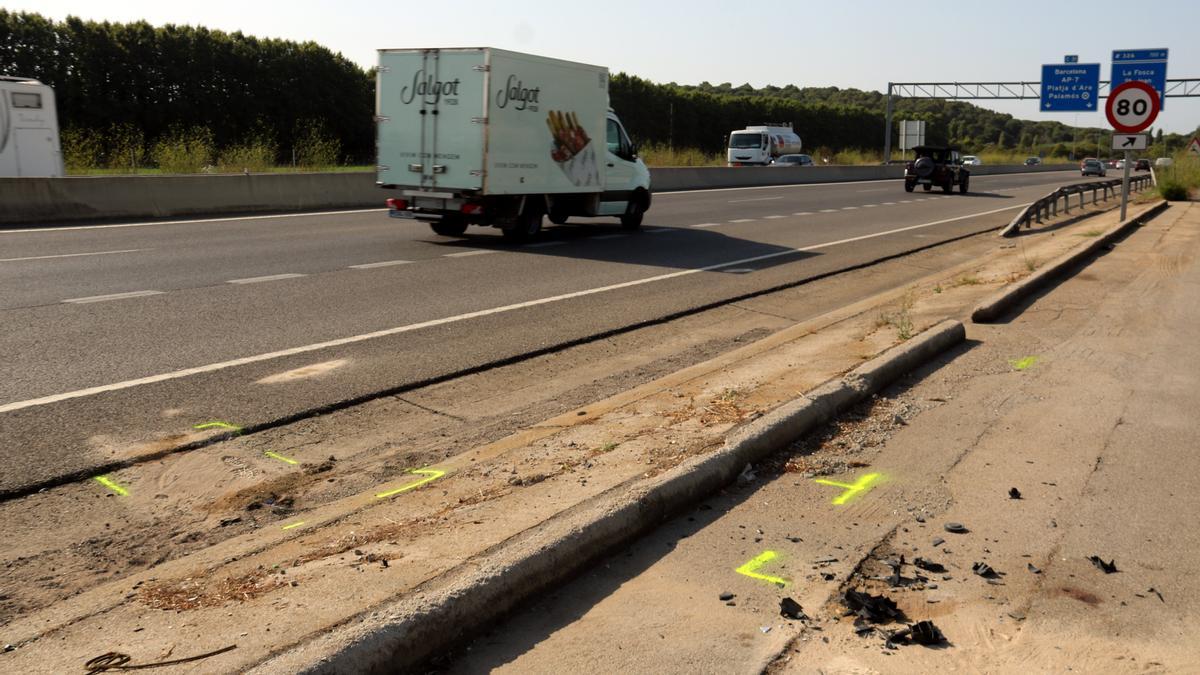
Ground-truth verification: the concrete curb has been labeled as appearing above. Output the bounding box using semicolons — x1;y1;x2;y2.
972;200;1170;323
253;319;966;674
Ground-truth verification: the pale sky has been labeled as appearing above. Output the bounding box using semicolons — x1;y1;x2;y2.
7;0;1200;135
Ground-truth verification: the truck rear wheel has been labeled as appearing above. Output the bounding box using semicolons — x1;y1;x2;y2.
430;217;468;237
502;204;543;243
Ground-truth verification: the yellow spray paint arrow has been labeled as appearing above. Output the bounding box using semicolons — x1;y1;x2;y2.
93;475;129;496
375;468;446;499
813;472;881;505
736;550;788;587
193;420;242;432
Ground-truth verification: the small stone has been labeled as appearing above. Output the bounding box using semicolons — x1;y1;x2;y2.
944;522;968;534
719;592;735;601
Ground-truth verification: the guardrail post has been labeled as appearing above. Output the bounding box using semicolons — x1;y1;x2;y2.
1079;191;1085;210
1062;193;1069;214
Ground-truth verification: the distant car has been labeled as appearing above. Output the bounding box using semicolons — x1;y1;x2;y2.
1080;158;1106;177
1115;159;1126;170
1107;159;1120;168
961;155;982;166
904;145;969;194
773;154;814;167
1135;159;1150;171
1024;157;1041;166
1155;157;1174;168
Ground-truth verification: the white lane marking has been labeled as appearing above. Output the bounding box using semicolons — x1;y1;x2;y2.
899;200;913;203
63;290;164;304
841;206;859;210
526;241;568;248
692;223;721;228
227;273;307;284
882;202;897;205
728;196;783;203
348;260;413;269
856;187;890;192
763;215;787;219
1;209;387;234
0;201;1031;414
863;204;878;208
443;249;497;257
0;248;149;263
593;234;628;240
793;211;814;216
728;219;756;223
819;209;838;213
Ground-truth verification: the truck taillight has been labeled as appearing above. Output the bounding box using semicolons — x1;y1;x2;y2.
386;198;409;211
461;203;483;215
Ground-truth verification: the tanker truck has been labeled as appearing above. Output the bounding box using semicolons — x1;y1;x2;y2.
726;123;801;166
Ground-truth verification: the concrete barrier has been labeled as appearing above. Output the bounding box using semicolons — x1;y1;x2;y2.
1;164;1078;226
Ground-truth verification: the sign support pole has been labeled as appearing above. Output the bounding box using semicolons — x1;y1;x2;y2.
1120;149;1132;221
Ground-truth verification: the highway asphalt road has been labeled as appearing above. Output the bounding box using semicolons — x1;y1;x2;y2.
0;170;1090;494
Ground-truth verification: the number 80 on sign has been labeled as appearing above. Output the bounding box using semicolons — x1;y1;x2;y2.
1105;81;1160;134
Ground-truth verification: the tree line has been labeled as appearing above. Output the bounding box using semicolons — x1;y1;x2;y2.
3;10;1193;171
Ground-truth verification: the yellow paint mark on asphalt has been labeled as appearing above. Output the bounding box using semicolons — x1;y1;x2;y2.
375;468;446;499
93;475;129;496
281;521;306;530
193;420;243;432
735;550;788;587
1010;356;1039;371
814;472;882;505
264;451;299;465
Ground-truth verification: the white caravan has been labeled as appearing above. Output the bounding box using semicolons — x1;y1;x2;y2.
0;77;63;177
727;124;802;166
376;48;651;241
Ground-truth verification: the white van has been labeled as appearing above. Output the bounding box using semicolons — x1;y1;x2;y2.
0;77;63;177
376;48;651;241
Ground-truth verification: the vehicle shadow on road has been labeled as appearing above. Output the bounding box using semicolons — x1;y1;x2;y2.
442;339;982;672
422;222;819;272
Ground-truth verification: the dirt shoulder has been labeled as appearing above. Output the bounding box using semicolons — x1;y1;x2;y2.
0;198;1165;673
442;202;1200;674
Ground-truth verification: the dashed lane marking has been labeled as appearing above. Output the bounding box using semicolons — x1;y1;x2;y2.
63;290;164;304
442;250;497;258
728;219;756;223
348;260;413;269
1;248;149;263
227;273;307;284
691;223;721;228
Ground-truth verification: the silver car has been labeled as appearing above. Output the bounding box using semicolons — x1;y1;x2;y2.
772;154;814;167
1080;158;1106;177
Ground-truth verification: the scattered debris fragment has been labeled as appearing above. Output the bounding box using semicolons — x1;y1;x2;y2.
759;626;772;634
1149;588;1164;603
719;592;735;602
972;562;1001;579
913;557;947;573
843;588;905;623
1009;487;1022;499
1027;563;1042;574
886;620;946;647
813;555;839;564
1007;611;1026;621
780;597;807;620
932;537;945;547
943;522;968;534
1089;556;1119;574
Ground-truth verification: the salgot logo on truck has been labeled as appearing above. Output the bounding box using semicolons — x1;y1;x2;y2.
400;70;461;105
496;75;540;111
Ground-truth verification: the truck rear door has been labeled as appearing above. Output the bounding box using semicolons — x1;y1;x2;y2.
377;49;486;192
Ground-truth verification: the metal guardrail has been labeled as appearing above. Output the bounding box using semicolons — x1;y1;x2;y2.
1000;174;1155;237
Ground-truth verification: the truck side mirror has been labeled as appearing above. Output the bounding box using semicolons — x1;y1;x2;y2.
629;144;638;159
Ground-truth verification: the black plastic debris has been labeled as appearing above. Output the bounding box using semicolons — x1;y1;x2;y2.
944;522;968;534
887;620;946;647
780;597;807;620
972;562;1001;579
1009;487;1022;499
843;589;905;623
719;592;735;601
932;537;945;547
1149;587;1164;603
914;557;947;573
853;621;875;637
1089;556;1118;574
1027;563;1042;574
885;555;907;587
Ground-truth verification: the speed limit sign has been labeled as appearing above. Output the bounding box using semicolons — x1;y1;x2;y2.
1106;80;1160;133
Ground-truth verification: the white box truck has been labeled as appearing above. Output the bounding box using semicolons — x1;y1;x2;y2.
726;124;801;166
376;48;651;241
0;76;64;177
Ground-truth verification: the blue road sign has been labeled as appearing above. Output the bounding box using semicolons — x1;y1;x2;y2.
1112;48;1168;110
1041;63;1100;111
1064;55;1078;63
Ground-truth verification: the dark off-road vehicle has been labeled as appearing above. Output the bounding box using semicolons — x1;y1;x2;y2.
904;145;970;194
